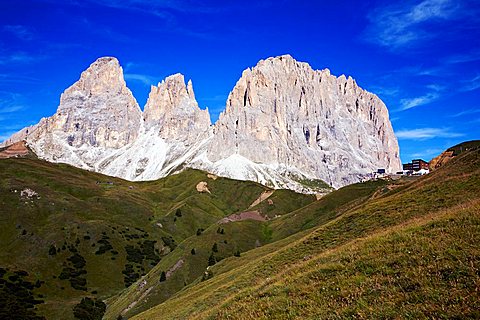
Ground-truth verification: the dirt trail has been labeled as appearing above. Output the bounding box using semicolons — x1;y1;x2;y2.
121;259;184;315
249;190;274;208
121;258;184;315
122;287;152;315
166;259;184;278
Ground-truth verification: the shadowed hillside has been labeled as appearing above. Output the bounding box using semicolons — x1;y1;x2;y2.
0;157;312;319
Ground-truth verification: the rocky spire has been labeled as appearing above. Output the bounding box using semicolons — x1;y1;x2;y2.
143;73;211;145
26;57;143;168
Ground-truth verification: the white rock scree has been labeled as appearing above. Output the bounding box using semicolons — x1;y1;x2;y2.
2;55;401;193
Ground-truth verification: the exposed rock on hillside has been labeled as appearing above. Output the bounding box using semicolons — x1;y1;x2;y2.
430;140;480;171
430;150;455;171
0;141;30;159
196;181;211;193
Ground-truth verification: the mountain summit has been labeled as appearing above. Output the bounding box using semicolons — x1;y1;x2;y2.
2;55;401;192
199;55;401;188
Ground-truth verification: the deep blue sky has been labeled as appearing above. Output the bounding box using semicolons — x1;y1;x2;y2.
0;0;479;162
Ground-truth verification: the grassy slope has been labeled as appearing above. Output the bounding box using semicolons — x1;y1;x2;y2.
133;148;480;319
106;177;395;319
104;187;320;318
447;140;480;156
0;157;285;319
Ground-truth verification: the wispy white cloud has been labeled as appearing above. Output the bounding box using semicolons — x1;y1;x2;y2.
426;84;445;91
396;127;464;140
368;85;400;97
0;92;27;121
0;73;39;84
0;52;46;65
399;92;439;110
366;0;460;48
3;25;34;40
395;65;445;77
460;75;480;92
124;73;158;86
0;91;22;100
58;0;268;39
450;108;480;117
409;148;444;158
74;0;195;14
444;50;480;64
70;0;270;15
0;105;24;114
124;62;138;73
77;18;135;43
397;82;444;111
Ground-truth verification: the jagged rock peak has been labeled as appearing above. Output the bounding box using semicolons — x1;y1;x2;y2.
208;54;401;188
223;54;331;114
259;54;312;68
255;54;331;77
2;54;401;193
145;73;195;114
23;56;143;167
61;57;130;104
143;73;211;143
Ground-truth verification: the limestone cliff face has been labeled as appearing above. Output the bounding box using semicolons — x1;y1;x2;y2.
96;74;212;181
26;57;143;168
143;74;211;145
3;55;402;192
205;55;401;187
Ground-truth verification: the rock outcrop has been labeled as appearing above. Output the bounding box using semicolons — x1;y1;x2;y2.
197;55;401;188
429;140;480;171
144;73;211;144
196;181;211;194
429;150;455;171
1;55;402;192
0;141;30;159
18;57;143;169
96;73;212;181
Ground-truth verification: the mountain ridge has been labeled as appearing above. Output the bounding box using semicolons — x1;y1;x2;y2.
2;55;401;192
